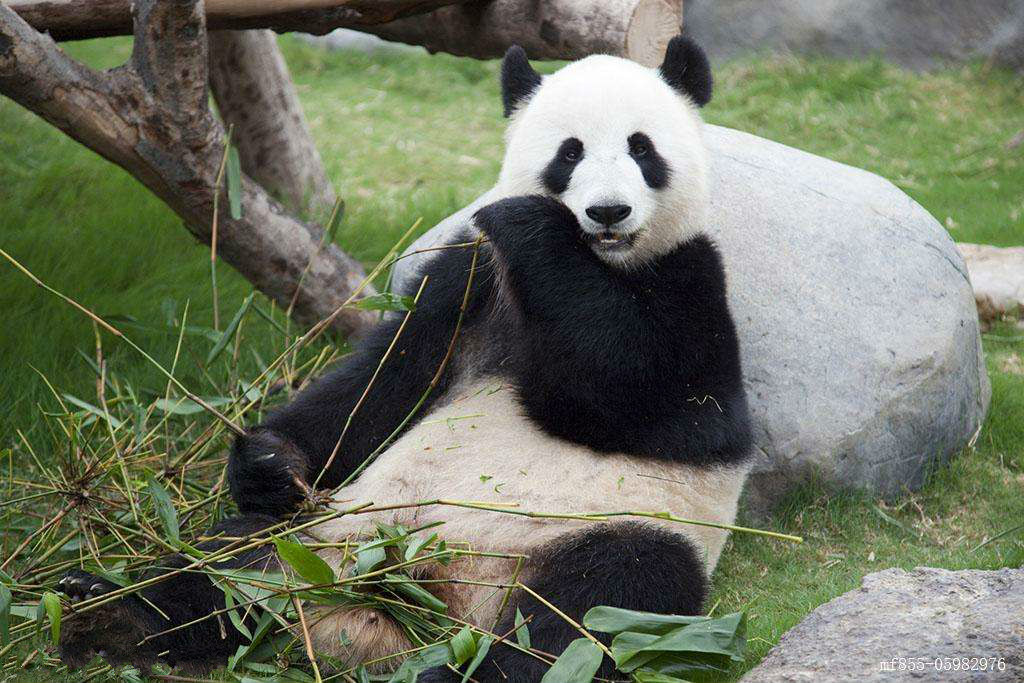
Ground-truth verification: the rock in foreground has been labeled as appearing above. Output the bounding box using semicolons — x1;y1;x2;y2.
741;567;1024;682
393;125;990;512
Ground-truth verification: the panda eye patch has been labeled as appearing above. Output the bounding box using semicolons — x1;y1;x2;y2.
628;132;670;189
541;137;585;194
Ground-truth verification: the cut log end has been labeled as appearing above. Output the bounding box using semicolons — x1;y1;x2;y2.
626;0;682;67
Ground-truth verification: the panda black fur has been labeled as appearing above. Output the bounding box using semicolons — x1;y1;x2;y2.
58;36;753;683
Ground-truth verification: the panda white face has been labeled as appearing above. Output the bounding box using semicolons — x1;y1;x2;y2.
494;41;713;269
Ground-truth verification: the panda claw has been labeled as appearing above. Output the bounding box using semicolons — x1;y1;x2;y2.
57;569;116;603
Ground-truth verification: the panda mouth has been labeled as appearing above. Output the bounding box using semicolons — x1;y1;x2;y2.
586;230;639;251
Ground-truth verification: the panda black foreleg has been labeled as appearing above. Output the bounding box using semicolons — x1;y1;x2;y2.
421;523;706;683
230;236;495;517
58;514;279;673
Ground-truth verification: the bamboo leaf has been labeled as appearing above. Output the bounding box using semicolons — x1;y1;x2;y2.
584;606;708;636
450;626;476;666
145;474;179;544
60;394;123;429
384;574;448;614
460;635;492;683
630;669;692;683
325;195;345;243
609;613;746;673
540;638;603;683
274;537;335;586
154;396;230;415
0;583;11;645
354;292;416;312
386;642;452;683
354;543;386;576
514;607;531;649
207;292;254;364
404;532;438;561
41;592;61;645
223;586;253;639
227;145;242;219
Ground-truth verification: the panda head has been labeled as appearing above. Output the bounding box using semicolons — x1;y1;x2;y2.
495;36;713;268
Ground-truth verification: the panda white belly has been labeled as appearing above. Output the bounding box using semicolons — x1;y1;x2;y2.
320;377;748;567
308;376;749;664
324;375;749;557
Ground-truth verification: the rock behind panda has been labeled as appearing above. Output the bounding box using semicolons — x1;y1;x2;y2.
58;37;753;683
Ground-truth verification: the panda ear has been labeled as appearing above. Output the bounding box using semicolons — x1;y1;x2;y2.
658;36;713;107
501;45;542;117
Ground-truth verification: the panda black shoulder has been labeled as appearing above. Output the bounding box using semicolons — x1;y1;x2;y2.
472;196;751;467
650;233;726;290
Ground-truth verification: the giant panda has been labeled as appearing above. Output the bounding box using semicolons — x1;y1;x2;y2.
57;36;752;683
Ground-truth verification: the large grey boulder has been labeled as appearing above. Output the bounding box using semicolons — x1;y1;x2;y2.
741;567;1024;682
392;125;990;512
684;0;1024;71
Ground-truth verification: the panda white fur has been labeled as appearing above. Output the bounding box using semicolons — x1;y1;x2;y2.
58;37;752;683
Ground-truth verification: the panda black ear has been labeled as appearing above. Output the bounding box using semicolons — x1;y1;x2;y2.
658;36;713;107
501;45;542;117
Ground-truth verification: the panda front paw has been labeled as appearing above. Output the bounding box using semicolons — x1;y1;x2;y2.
229;428;312;516
473;195;579;251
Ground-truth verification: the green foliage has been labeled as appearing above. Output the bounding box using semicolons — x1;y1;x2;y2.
227;144;243;220
388;643;452;683
0;583;11;645
145;474;180;544
580;607;746;682
354;292;417;312
539;638;602;683
273;537;336;586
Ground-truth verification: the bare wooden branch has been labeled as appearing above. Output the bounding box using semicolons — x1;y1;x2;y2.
209;30;337;216
0;1;376;335
360;0;683;66
131;0;210;129
8;0;466;42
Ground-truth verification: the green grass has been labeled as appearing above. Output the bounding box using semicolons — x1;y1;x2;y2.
1;35;1022;682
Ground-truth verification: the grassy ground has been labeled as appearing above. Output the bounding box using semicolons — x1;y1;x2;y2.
1;35;1022;682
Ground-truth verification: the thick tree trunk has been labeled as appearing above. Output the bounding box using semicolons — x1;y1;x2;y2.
209;30;337;218
0;1;375;336
361;0;683;66
8;0;467;42
6;0;674;62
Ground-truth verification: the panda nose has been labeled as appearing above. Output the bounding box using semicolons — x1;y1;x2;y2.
585;204;632;226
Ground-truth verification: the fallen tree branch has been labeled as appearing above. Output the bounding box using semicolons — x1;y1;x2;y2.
209;29;337;216
0;1;376;336
361;0;683;65
7;0;467;42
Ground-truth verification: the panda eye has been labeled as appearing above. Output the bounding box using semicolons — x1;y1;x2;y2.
628;133;654;159
558;138;583;163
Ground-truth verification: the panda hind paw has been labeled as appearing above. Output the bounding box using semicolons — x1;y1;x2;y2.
56;570;160;672
57;568;119;603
